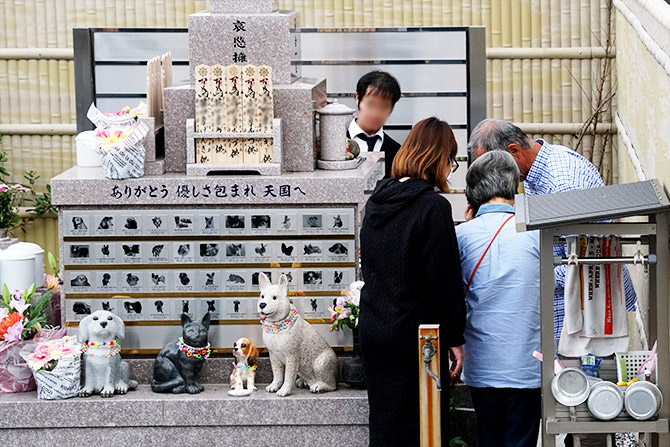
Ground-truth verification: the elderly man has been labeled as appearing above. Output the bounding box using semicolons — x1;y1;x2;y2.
456;151;541;447
466;119;637;342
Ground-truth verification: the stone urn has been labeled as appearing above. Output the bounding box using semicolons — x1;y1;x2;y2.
317;102;359;170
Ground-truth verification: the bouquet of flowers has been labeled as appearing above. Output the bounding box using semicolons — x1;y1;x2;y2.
0;254;65;393
87;102;150;179
0;283;52;343
328;280;363;332
21;336;82;399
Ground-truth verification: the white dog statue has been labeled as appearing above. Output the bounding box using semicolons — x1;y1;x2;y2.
78;310;137;397
258;273;338;397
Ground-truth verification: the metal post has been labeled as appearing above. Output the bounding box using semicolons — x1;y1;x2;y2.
651;212;670;447
419;324;441;447
541;228;557;447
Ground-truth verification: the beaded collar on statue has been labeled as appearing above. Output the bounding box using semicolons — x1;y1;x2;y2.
233;363;258;371
261;305;299;334
83;340;120;358
177;337;211;359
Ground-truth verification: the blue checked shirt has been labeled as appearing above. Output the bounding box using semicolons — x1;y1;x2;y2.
524;139;638;339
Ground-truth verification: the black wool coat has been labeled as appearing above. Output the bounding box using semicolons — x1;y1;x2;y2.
359;177;466;447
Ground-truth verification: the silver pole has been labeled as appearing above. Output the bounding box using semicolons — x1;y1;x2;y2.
553;255;657;266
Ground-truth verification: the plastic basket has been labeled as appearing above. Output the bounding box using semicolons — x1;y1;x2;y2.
615;351;658;384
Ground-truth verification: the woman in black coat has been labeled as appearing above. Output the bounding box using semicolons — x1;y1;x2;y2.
360;117;466;446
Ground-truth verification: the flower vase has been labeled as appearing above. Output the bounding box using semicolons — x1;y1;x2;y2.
342;327;366;389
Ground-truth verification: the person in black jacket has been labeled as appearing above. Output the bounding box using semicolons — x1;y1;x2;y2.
347;70;402;177
360;117;466;446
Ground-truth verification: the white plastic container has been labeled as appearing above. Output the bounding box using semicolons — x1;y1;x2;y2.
75;130;102;167
0;248;36;293
6;242;45;288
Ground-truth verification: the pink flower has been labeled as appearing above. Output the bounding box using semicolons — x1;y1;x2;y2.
328;304;351;322
336;306;351;321
51;338;81;358
9;296;29;315
4;319;24;342
45;274;60;292
26;343;52;370
10;184;29;193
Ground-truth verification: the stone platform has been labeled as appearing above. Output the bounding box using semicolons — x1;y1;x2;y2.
0;384;368;446
0;356;369;446
0;355;481;446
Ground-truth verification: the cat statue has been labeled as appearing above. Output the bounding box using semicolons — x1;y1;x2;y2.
151;313;211;394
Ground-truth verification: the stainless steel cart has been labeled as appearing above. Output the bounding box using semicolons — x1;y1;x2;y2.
515;179;670;446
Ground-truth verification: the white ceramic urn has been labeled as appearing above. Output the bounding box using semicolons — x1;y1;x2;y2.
0;248;36;293
6;242;45;288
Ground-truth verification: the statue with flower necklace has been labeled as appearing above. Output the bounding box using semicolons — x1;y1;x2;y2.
152;313;211;394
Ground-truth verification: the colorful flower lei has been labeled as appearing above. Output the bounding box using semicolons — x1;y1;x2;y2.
82;339;121;358
177;337;211;360
233;363;258;371
261;305;299;334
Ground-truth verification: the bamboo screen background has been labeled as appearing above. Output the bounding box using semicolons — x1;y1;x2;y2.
0;0;617;264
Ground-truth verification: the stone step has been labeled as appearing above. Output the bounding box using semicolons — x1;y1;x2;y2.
0;357;479;446
0;383;369;446
126;355;352;384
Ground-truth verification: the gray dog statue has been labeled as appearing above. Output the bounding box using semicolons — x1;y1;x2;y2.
78;310;138;397
258;273;338;396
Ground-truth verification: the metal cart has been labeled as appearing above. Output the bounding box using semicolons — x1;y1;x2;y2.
515;179;670;446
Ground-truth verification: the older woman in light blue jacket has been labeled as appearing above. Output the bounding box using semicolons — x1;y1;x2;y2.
456;151;541;447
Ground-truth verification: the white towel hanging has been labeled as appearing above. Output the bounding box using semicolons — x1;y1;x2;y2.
564;236;583;335
559;236;630;357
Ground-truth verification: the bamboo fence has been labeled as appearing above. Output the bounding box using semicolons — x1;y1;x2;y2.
0;0;617;262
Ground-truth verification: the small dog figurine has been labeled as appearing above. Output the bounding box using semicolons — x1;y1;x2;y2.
230;337;259;392
78;310;137;397
258;273;338;396
152;313;211;394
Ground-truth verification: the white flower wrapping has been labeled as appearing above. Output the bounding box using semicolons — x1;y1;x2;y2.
32;355;81;400
87;102;150;179
19;339;82;400
98;121;150;180
87;102;147;129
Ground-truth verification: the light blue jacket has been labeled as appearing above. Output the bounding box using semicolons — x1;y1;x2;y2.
456;203;541;388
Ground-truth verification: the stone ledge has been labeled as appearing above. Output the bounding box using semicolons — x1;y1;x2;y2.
126;356;351;385
0;383;369;429
3;425;369;447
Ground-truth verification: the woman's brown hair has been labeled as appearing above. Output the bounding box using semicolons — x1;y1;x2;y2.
391;117;458;192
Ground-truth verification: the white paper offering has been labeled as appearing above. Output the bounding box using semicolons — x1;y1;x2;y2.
100;121;150;179
32;355;81;400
